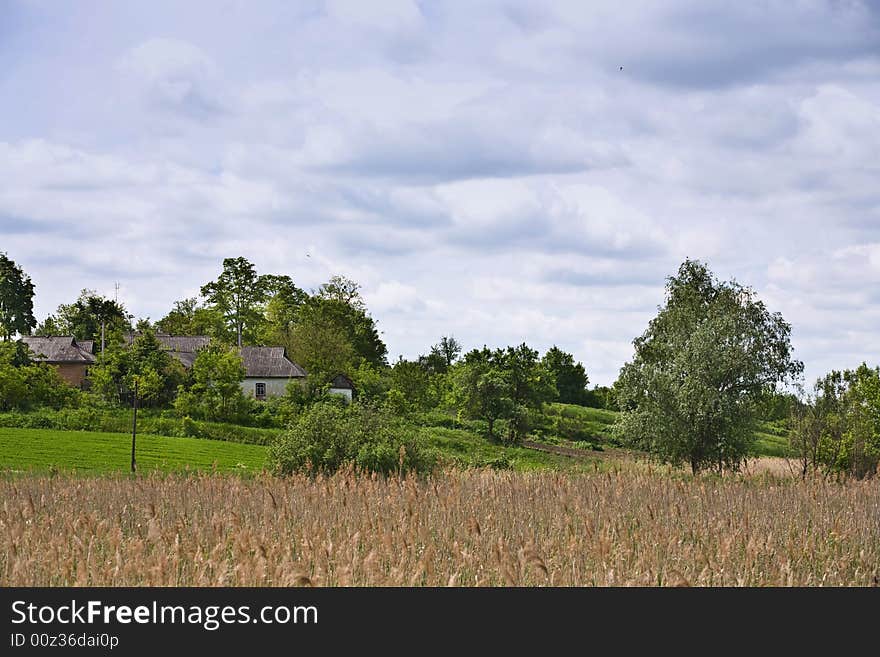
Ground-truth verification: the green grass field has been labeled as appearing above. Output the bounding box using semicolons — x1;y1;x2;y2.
0;427;269;474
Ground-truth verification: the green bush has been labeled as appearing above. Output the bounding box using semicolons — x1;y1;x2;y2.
269;401;433;476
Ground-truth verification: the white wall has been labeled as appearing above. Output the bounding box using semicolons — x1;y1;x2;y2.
328;387;353;402
241;378;297;399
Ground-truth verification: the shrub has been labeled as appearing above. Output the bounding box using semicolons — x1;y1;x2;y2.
269;401;433;476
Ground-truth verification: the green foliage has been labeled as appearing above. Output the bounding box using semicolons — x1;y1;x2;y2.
173;341;250;422
36;289;130;346
583;385;620;411
791;364;880;478
156;298;227;339
90;330;184;406
0;341;80;411
200;257;275;347
0;252;37;340
615;259;802;473
542;346;589;405
452;344;556;443
269;401;432;475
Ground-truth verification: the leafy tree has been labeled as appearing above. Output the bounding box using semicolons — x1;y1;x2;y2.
287;309;357;393
317;275;365;311
451;357;513;440
426;336;461;373
38;290;130;350
90;330;184;406
498;343;557;441
297;295;387;368
615;259;802;474
386;357;433;412
584;385;619;411
174;342;249;422
542;346;589;405
0;341;79;411
259;275;309;346
200;257;274;347
0;252;36;340
156;297;228;339
269;401;431;475
792;365;880;479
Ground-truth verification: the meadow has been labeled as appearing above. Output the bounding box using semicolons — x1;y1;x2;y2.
0;428;267;474
2;469;877;586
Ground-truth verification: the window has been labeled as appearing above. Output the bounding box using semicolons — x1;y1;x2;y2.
255;382;266;400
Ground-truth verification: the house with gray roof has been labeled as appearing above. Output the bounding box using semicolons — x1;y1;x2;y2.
20;336;96;388
239;346;306;400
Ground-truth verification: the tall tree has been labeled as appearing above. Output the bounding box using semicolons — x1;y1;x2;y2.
200;257;273;347
156;297;228;339
542;346;589;405
0;252;36;341
37;290;130;350
317;275;365;311
615;259;803;474
260;275;309;346
426;336;462;373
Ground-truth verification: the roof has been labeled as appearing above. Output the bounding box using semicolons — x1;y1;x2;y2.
125;333;211;353
239;346;306;378
21;336;96;364
330;373;354;389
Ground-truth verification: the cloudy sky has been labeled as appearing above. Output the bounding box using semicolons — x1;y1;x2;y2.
2;1;879;385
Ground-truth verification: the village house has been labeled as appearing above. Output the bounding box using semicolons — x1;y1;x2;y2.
124;333;350;401
239;346;306;400
31;332;350;401
21;336;96;388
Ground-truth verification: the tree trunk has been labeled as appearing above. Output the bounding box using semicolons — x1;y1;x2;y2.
487;417;494;439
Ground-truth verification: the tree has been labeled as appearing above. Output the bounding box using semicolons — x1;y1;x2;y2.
0;341;79;411
259;275;309;346
174;342;248;422
496;343;557;441
451;357;513;440
297;295;387;367
287;309;357;394
200;257;273;347
615;259;803;474
542;346;589;405
317;275;365;311
269;401;432;476
90;330;184;406
422;336;462;374
156;297;228;339
38;290;130;350
0;253;36;340
792;365;880;479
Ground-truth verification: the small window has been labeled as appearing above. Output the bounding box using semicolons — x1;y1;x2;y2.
255;382;266;400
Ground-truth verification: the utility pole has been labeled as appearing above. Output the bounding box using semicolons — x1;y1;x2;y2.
130;379;138;473
101;319;105;354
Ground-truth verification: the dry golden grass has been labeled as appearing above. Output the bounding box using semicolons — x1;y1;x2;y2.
1;469;878;586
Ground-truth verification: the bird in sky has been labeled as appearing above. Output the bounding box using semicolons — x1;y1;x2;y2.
619;65;624;71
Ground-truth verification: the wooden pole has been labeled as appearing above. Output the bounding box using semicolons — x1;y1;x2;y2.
131;379;138;473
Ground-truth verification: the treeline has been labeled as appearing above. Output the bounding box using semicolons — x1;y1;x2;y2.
1;253;598;447
4;250;877;479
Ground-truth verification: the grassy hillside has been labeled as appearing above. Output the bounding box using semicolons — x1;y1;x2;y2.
0;403;792;476
0;428;268;474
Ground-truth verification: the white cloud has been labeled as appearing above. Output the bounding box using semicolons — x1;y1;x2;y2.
2;1;880;385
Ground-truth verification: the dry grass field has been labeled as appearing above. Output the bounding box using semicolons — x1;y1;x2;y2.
2;468;878;586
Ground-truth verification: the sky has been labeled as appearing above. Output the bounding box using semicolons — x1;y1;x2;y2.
1;0;879;386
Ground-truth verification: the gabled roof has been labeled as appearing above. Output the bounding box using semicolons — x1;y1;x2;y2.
330;373;354;389
239;346;306;378
21;336;96;364
125;333;210;353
